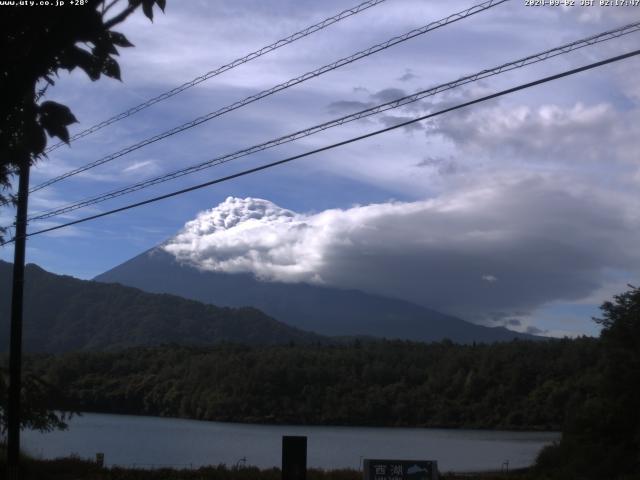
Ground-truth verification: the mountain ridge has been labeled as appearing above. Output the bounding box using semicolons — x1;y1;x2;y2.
95;247;538;343
0;260;324;353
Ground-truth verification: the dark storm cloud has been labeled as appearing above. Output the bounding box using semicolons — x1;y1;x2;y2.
526;326;547;335
326;100;374;115
371;88;409;103
398;69;418;82
164;178;640;325
415;156;460;175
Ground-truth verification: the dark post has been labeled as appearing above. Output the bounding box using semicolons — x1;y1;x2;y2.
282;436;307;480
7;158;31;479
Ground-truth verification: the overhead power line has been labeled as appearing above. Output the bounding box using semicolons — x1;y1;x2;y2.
43;0;390;154
29;0;509;194
26;21;640;222
2;47;634;245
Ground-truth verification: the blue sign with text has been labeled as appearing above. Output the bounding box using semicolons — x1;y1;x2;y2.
363;459;438;480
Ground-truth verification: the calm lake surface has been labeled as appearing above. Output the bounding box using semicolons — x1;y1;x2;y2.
23;413;559;472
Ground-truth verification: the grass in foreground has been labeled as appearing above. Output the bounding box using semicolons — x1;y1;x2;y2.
0;452;548;480
0;442;548;479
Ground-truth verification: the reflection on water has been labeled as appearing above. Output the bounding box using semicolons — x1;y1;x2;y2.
23;413;559;472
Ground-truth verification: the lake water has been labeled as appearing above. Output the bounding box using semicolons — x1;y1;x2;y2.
22;413;559;472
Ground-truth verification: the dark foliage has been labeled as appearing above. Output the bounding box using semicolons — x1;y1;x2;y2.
535;286;640;479
24;338;598;430
0;262;324;353
0;366;73;433
0;0;165;239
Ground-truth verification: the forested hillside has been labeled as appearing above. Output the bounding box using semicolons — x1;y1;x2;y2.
24;338;599;430
0;261;323;352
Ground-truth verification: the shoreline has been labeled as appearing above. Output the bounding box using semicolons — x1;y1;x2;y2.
54;409;563;434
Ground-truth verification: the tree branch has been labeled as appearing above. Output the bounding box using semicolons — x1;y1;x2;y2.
103;1;139;29
102;0;121;17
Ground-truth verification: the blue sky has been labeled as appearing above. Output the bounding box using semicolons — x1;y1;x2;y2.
2;0;640;337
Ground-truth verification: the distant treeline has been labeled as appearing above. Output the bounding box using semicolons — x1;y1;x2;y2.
24;338;599;430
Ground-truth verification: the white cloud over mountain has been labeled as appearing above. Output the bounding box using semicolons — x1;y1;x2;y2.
164;180;640;327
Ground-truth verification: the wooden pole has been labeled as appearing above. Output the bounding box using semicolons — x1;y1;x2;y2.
7;157;31;479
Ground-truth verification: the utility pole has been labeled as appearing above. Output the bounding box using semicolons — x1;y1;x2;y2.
7;157;31;479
